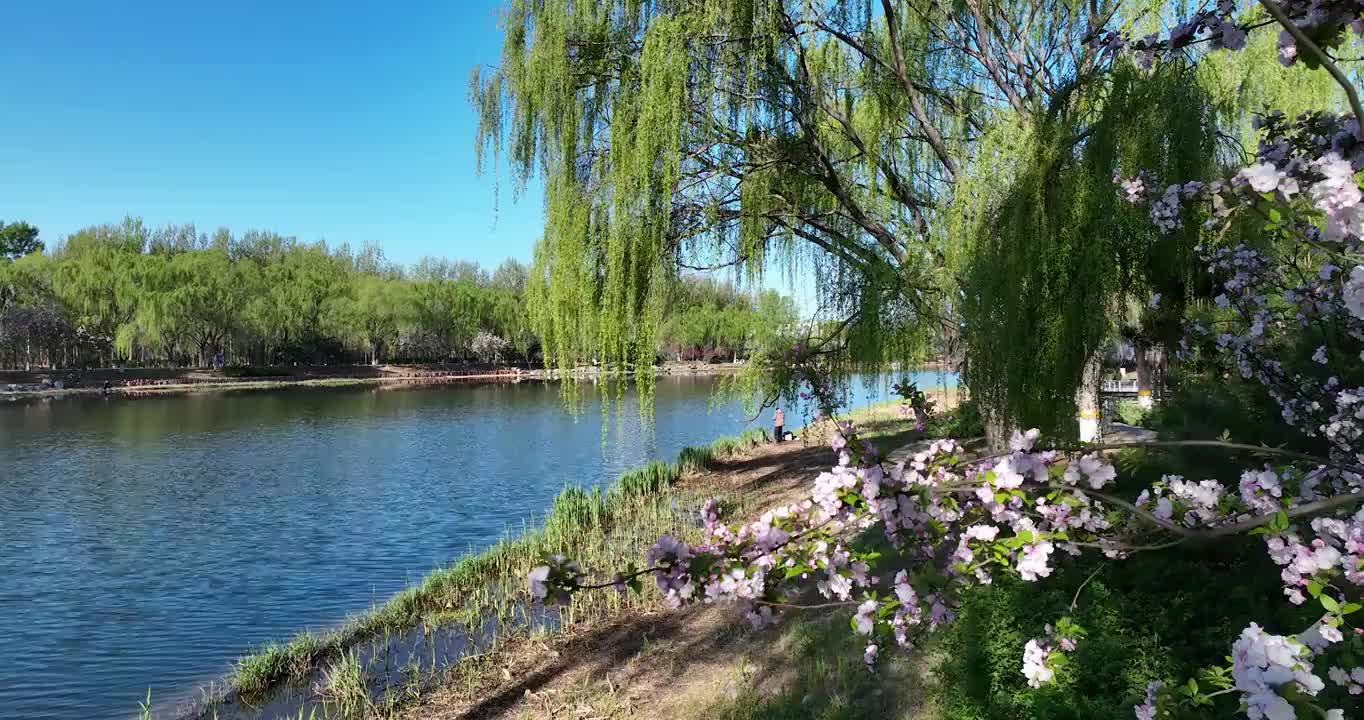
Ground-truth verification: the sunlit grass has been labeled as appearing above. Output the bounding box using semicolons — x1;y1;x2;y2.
316;652;369;718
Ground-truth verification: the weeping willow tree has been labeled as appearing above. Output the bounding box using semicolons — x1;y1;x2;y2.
953;8;1350;442
471;0;1126;410
956;62;1217;440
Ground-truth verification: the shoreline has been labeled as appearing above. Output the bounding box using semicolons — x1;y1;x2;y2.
0;362;753;401
2;360;956;402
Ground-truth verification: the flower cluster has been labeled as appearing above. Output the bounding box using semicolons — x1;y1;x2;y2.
527;554;584;605
1121;112;1363;247
1107;42;1364;712
1087;0;1250;68
1089;0;1364;71
891;379;935;431
1263;510;1364;607
1022;618;1086;688
528;402;1360;718
1133;680;1163;720
1232;624;1325;718
1327;664;1364;694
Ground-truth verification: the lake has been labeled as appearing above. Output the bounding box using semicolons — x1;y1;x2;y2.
0;371;955;719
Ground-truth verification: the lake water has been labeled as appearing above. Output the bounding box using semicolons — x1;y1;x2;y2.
0;371;955;719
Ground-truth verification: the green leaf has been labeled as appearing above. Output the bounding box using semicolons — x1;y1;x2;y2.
1320;594;1340;613
1308;580;1324;598
1341;602;1362;615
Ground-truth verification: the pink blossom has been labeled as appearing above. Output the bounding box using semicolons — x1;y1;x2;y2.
528;565;551;599
1344;266;1364;319
854;599;878;635
1133;681;1161;719
1021;639;1054;687
964;524;999;542
1017;538;1055;581
1240;162;1283;193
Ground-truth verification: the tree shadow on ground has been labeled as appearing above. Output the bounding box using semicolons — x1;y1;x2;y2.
687;611;936;720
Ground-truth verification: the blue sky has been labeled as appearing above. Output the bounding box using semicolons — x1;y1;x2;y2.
0;1;543;269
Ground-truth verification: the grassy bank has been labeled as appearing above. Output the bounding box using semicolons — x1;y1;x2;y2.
221;426;775;706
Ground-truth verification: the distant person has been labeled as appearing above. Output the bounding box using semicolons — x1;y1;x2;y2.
773;407;785;443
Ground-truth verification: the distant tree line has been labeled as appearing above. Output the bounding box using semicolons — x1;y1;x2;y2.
0;217;798;371
659;275;798;363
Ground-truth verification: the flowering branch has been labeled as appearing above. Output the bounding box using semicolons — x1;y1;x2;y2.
1258;0;1364;127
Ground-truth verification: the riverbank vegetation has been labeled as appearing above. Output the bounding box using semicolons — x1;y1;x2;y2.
0;222;798;372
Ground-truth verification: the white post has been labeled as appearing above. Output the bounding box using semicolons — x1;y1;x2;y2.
1078;412;1100;442
1076;351;1102;443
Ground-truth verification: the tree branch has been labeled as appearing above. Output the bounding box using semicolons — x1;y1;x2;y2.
1257;0;1364;128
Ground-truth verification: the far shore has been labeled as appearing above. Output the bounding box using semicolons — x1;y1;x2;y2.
0;361;746;401
0;359;955;401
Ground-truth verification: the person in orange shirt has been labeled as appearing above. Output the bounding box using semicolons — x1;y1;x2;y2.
773;407;785;443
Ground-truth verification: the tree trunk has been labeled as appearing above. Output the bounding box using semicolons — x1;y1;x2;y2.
978;393;1017;452
1135;341;1154;409
1076;350;1102;442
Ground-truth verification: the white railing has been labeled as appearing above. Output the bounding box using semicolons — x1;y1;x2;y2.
1102;378;1139;393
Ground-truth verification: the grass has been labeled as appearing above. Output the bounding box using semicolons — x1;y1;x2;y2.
226;426;775;700
691;615;934;720
317;652;370;718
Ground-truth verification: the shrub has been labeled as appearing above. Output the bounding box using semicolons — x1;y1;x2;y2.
927;397;985;439
1147;369;1331;456
934;537;1315;720
1114;400;1148;426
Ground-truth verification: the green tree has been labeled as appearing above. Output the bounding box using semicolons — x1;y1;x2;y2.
471;0;1116;414
471;0;1351;440
0;214;794;371
0;221;42;260
490;258;529;292
350;275;409;365
956;63;1217;439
